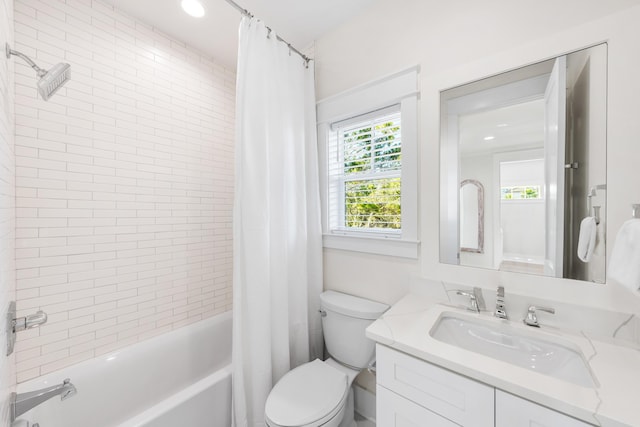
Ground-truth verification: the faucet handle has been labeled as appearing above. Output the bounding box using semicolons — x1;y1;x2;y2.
61;378;77;401
523;305;555;327
14;310;48;332
455;290;479;313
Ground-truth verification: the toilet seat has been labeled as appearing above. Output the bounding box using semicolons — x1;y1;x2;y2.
265;359;349;427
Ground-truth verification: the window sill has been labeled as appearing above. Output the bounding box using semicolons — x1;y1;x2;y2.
323;234;420;259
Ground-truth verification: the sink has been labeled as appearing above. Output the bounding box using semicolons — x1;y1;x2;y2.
430;313;597;388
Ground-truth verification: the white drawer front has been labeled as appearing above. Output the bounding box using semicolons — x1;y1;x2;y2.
377;345;494;427
496;390;594;427
377;385;459;427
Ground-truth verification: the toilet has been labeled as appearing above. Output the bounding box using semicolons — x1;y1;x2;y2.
265;290;389;427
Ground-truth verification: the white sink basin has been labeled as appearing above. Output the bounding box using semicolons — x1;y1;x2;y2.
430;313;597;388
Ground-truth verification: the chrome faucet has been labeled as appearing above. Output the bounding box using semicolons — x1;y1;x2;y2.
494;286;508;319
11;378;77;422
523;305;555;327
455;287;484;313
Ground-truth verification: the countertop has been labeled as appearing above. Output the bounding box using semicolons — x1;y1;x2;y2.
366;293;640;427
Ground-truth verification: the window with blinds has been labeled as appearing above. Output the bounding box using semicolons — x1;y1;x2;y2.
328;107;402;235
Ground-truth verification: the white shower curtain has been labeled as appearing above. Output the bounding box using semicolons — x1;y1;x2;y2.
231;16;323;427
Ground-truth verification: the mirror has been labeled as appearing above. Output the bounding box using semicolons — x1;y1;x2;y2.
440;44;607;283
460;179;484;253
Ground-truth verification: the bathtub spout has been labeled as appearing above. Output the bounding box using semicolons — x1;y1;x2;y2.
11;378;77;422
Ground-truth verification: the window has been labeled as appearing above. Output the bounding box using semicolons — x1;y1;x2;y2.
317;67;419;258
330;108;402;233
501;185;542;200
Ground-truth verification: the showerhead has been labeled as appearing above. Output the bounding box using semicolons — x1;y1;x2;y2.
5;43;71;101
37;62;71;101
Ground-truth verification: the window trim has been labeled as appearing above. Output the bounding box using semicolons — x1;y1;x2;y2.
317;66;420;259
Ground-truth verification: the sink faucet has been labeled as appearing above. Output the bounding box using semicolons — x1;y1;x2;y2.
523;305;555;327
11;378;77;422
455;287;484;313
494;286;508;319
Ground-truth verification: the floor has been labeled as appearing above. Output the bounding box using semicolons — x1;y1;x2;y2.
355;414;376;427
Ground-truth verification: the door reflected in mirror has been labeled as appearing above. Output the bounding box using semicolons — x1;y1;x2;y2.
440;44;607;283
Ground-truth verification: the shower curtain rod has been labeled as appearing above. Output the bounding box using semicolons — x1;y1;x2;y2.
224;0;312;64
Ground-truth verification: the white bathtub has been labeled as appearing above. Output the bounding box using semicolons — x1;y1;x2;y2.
16;311;232;427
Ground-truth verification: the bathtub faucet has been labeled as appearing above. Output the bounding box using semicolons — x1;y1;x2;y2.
11;378;77;422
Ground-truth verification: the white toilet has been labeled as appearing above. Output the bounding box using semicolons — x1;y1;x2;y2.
265;290;389;427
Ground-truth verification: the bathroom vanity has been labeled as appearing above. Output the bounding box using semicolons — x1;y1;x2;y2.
367;294;640;427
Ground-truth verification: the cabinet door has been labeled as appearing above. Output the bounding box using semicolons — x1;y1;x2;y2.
496;390;594;427
377;385;459;427
377;345;494;427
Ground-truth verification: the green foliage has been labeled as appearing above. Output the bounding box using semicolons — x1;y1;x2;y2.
343;121;401;174
501;185;541;200
345;178;401;229
341;119;402;230
343;127;372;173
525;187;539;198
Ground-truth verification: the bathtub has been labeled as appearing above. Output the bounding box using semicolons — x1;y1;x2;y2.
16;311;232;427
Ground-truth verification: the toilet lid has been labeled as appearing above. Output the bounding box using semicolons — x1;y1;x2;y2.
265;359;348;427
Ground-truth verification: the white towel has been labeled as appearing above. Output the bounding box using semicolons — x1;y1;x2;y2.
577;217;597;262
608;219;640;292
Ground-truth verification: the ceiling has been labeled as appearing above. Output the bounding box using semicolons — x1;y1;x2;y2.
459;99;545;156
101;0;378;69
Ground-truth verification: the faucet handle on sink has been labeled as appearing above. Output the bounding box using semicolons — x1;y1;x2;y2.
455;287;484;313
523;305;555;327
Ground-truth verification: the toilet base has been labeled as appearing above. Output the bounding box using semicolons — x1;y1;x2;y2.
338;388;357;427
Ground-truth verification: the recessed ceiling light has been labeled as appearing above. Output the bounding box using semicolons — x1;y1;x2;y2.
483;136;495;141
497;123;509;127
181;0;205;18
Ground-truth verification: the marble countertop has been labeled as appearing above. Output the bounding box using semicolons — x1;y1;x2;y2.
366;293;640;427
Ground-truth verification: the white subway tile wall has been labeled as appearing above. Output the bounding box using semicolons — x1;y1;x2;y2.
13;0;235;382
0;0;16;421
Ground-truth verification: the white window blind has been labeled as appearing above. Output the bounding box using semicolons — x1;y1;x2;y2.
328;107;402;236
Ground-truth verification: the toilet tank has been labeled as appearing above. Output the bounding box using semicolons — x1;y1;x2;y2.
320;291;389;369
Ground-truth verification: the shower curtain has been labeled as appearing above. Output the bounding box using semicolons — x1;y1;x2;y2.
231;16;323;427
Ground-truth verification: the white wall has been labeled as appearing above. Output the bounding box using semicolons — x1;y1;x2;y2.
12;0;235;382
315;0;640;314
500;159;545;260
0;0;15;421
501;201;545;259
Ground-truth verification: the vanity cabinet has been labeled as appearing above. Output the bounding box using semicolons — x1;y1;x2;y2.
377;386;459;427
376;345;595;427
376;344;494;427
496;390;593;427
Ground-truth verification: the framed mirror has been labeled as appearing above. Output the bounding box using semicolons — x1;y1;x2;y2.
460;179;484;253
440;44;607;283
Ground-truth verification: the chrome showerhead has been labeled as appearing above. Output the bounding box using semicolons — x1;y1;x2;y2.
5;43;71;101
37;62;71;101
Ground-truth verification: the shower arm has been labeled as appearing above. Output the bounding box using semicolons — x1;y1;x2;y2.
5;43;47;77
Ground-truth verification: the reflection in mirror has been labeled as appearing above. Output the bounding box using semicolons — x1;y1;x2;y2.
460;179;484;254
440;44;607;283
